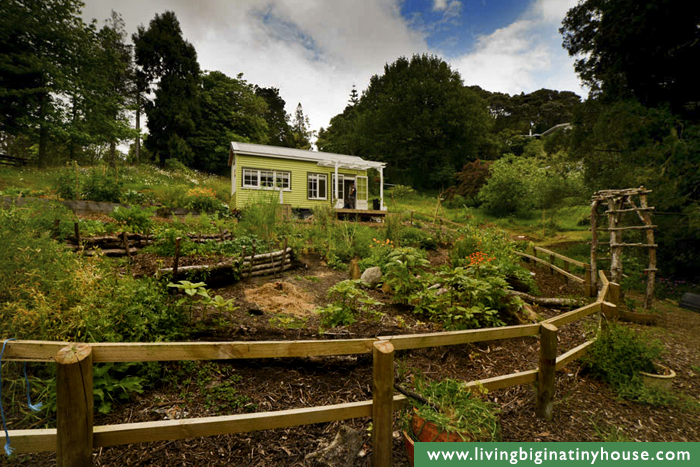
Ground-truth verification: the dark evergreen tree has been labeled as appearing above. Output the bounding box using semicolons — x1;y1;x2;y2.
133;11;201;166
0;0;89;166
561;0;700;118
190;71;269;173
255;86;292;147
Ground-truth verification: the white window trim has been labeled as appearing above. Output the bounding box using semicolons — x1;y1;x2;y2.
308;173;328;200
242;168;292;191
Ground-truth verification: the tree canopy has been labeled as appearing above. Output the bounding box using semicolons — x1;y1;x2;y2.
561;0;700;118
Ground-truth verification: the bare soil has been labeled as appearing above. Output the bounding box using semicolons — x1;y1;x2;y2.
7;253;700;466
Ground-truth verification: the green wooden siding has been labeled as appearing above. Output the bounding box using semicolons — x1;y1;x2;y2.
232;154;366;210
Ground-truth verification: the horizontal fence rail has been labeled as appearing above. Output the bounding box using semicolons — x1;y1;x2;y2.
516;244;596;297
3;267;618;467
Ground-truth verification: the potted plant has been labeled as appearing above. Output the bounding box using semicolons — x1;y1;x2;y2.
582;323;676;402
397;375;500;466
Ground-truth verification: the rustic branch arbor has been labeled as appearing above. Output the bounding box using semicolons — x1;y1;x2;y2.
590;187;657;310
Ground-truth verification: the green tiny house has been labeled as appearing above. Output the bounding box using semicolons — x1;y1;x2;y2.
228;142;387;212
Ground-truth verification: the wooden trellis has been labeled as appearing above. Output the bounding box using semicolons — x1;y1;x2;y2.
590;187;657;310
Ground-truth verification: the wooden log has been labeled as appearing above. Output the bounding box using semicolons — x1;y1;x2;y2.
606;225;657;231
56;344;93;467
121;232;132;259
173;237;181;277
607;196;623;285
609;243;658;248
91;396;406;448
507;290;584;308
241;263;292;278
278;238;288;275
639;193;656;311
161;258;291;276
604;207;654;213
536;323;557;420
590;200;598;291
74;222;81;246
372;341;395;467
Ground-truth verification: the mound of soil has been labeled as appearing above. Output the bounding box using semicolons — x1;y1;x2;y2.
243;282;317;317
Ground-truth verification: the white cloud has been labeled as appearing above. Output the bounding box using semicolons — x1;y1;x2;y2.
452;0;585;97
80;0;584;134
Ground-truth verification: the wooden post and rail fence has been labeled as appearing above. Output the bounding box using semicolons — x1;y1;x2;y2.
515;245;596;298
3;271;619;467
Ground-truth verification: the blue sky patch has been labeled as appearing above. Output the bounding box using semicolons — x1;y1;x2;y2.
400;0;530;56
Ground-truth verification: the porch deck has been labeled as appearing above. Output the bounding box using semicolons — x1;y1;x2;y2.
334;208;387;222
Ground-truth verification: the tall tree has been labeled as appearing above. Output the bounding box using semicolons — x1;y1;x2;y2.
351;54;491;188
561;0;700;118
255;86;292;147
0;0;88;166
133;11;200;166
290;103;314;150
190;71;269;173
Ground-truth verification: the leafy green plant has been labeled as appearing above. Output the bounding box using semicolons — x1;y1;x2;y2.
316;280;383;328
405;373;500;442
92;363;145;414
110;205;157;233
383;247;430;304
582;324;674;405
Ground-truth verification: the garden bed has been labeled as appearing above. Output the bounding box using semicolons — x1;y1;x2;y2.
5;256;700;467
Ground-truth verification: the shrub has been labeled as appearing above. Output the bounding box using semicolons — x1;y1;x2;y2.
110;205;157;233
184;186;230;216
582;324;673;405
316;280;382;328
389;184;416;199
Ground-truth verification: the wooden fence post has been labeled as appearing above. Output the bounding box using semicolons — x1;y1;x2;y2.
372;340;395;467
608;282;620;306
173;237;181;277
56;343;93;467
536;323;557;421
584;264;593;297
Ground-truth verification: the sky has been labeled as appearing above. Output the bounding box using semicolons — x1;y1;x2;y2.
81;0;586;135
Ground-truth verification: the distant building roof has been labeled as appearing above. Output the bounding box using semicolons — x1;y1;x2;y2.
229;142;385;171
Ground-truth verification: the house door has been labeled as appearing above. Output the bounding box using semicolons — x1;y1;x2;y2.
356;176;368;210
343;178;356;209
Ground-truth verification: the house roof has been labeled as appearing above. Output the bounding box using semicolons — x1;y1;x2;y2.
229;142;386;171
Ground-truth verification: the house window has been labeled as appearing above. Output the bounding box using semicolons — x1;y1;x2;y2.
242;168;291;190
308;173;327;200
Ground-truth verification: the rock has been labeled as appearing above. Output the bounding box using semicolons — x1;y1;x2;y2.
360;266;382;288
305;425;362;467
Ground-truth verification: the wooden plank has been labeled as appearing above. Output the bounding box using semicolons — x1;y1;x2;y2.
555;339;595;371
609;243;658;248
56;344;93;467
598;270;610;286
5;428;57;454
536;323;557;420
88;339;377;362
606;225;657;231
384;324;540;351
534;246;587;269
93;396;407;448
2;340;68;362
372;341;395;467
544;302;601;327
515;252;585;284
605;207;654;213
463;369;538;392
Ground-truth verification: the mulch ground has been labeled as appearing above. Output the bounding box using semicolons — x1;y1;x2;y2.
7;252;700;466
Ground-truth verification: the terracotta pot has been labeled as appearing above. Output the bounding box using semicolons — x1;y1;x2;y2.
640;363;676;391
403;431;415;467
411;414;471;443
